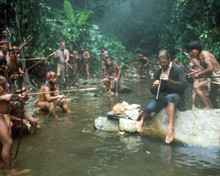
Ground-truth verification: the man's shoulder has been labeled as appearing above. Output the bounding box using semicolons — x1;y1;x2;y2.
172;63;182;70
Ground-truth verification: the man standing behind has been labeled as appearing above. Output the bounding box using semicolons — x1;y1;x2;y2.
68;45;79;85
53;42;69;91
103;58;121;96
79;46;90;82
137;54;150;79
100;46;108;71
188;41;220;108
137;49;187;144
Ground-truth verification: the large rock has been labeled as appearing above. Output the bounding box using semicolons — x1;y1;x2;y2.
141;108;220;148
94;108;220;148
94;117;119;132
119;118;138;132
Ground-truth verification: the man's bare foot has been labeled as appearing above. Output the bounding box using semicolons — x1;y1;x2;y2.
203;106;210;110
136;121;144;132
6;168;31;176
115;92;119;96
191;106;196;110
165;127;174;144
75;82;79;86
107;89;111;94
53;115;58;119
66;110;71;113
86;79;90;82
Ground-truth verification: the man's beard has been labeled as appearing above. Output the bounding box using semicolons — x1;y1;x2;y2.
48;81;56;90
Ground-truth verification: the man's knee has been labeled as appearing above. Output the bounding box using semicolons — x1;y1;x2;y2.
103;78;108;83
114;78;119;83
144;101;159;114
144;105;154;114
165;94;180;106
4;137;13;148
166;94;178;102
30;118;38;126
49;102;55;109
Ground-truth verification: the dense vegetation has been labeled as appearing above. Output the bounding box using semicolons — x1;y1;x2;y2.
0;0;219;80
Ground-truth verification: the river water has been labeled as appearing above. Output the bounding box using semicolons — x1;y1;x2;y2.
8;79;220;176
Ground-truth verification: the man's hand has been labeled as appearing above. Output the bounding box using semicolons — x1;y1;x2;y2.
160;74;169;82
153;80;160;88
15;94;27;102
58;95;66;99
188;71;200;78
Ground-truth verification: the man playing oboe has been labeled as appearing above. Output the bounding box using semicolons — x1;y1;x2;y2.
136;49;187;144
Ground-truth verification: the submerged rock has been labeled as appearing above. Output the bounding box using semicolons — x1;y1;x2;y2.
119;85;132;93
94;108;220;148
83;92;98;97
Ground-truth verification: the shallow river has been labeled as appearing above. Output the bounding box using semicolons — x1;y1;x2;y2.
7;79;220;176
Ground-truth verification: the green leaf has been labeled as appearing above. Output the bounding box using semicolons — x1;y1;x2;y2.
77;10;93;26
64;0;75;24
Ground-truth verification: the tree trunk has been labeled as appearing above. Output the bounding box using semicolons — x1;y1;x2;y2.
11;2;31;86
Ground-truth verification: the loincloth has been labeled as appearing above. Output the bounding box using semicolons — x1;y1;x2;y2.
0;114;12;134
110;78;120;90
208;71;220;86
57;63;66;78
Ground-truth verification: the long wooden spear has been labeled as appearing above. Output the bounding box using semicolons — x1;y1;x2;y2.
18;35;33;50
26;52;56;71
179;48;204;71
27;87;97;95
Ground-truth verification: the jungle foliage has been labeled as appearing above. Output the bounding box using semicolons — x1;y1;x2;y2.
0;0;219;77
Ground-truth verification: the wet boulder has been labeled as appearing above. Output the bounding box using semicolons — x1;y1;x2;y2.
119;118;139;132
141;108;220;148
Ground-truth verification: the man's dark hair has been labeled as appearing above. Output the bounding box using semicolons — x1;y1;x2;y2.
187;41;202;53
100;46;105;50
158;49;170;59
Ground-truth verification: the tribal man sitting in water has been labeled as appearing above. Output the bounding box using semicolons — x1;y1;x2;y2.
35;71;71;118
188;41;220;109
103;58;121;96
136;49;187;144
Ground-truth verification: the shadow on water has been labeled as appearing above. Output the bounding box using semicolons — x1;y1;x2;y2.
8;78;220;176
